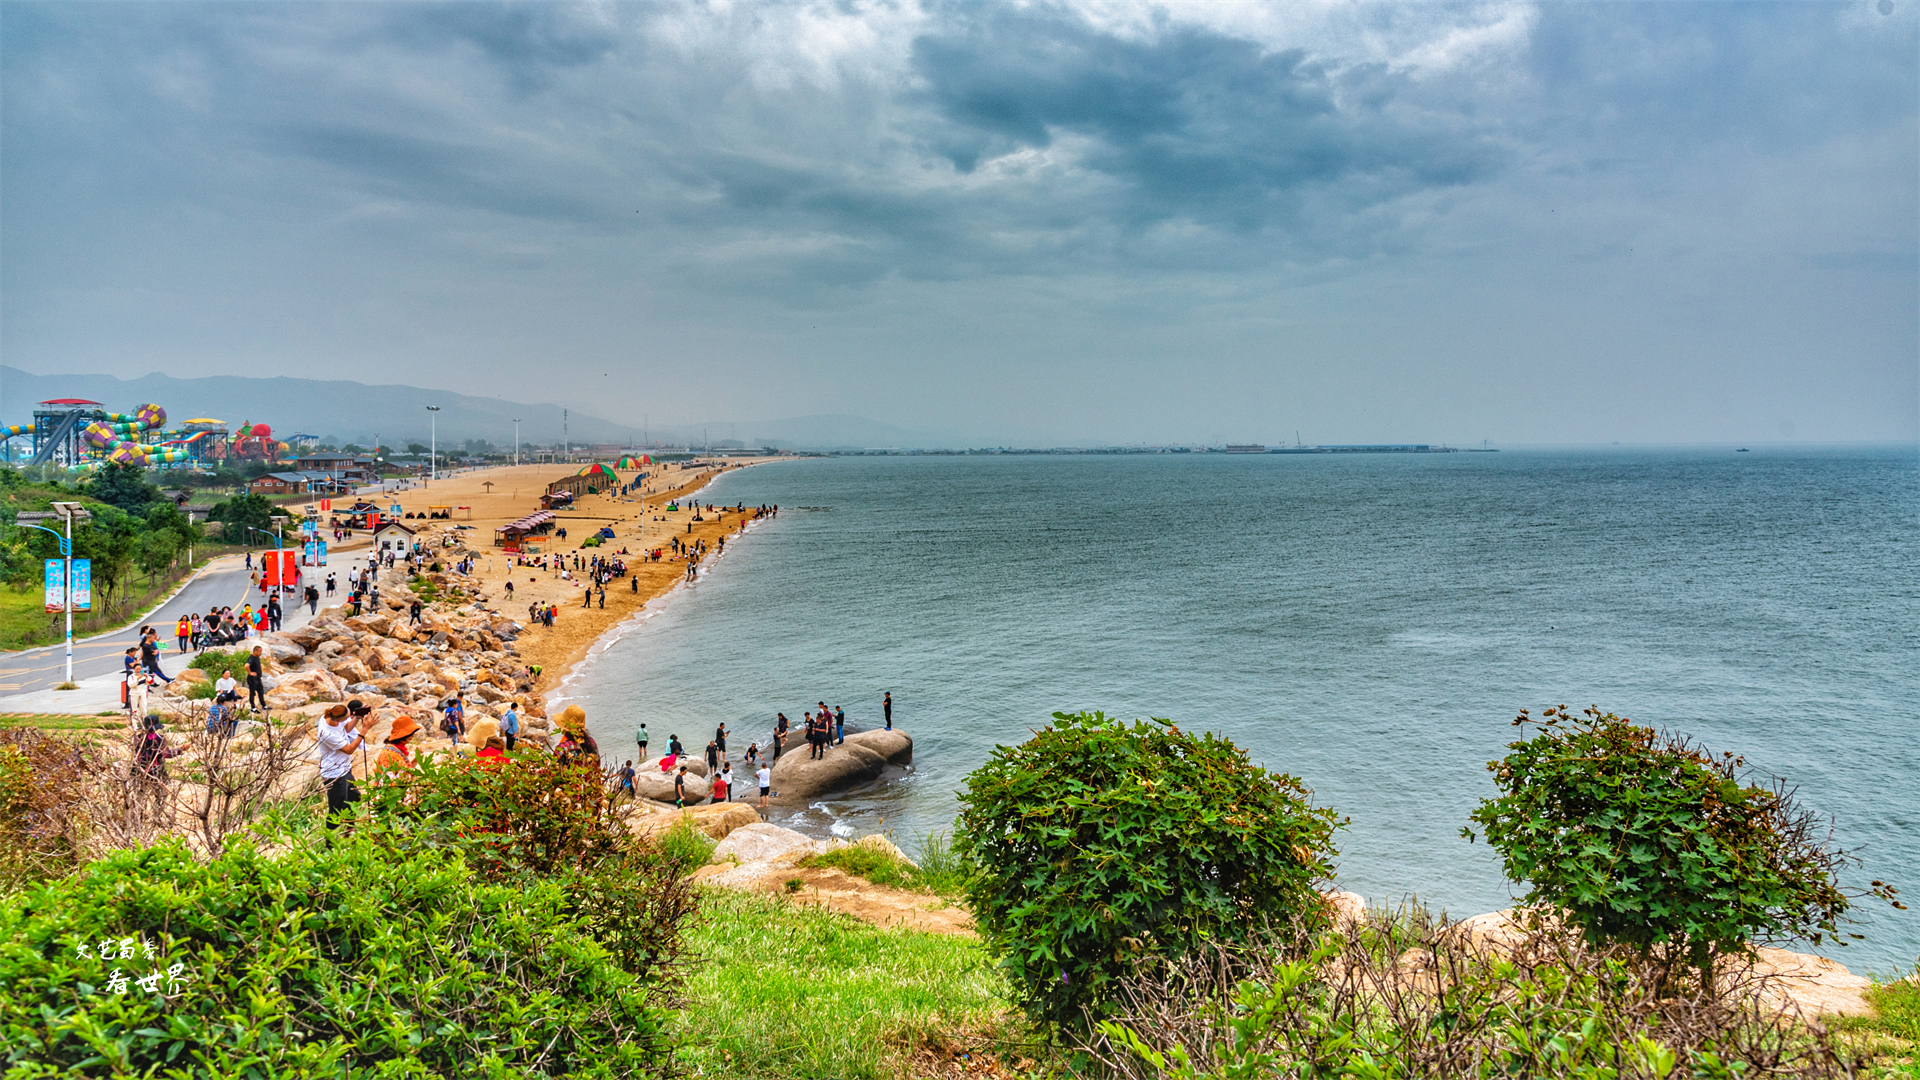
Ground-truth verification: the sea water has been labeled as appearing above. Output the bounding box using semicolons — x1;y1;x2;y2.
567;447;1919;975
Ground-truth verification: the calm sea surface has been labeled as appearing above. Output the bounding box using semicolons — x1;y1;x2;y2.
566;448;1919;974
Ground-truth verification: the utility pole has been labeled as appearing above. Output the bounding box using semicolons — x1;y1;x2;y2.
564;409;570;463
426;405;440;486
513;419;520;467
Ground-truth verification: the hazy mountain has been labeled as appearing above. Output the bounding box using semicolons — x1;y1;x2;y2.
0;367;920;450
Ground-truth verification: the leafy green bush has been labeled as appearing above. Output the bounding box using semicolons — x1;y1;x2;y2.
188;648;252;677
656;818;717;867
954;710;1343;1029
356;750;700;982
1467;706;1899;990
0;833;677;1077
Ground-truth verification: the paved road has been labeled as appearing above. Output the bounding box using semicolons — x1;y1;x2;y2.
0;554;356;696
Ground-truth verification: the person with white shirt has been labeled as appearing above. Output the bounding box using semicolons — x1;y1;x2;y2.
756;764;772;809
315;703;372;830
214;671;238;702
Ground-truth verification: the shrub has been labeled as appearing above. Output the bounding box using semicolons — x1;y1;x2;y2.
655;817;717;867
0;729;93;886
0;833;678;1077
355;750;700;984
1466;706;1900;991
187;648;252;677
1090;902;1861;1080
954;710;1342;1029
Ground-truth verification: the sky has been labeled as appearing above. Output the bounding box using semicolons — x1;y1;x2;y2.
2;1;1915;447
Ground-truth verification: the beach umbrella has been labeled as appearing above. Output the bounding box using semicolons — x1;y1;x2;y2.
573;463;619;479
613;455;652;469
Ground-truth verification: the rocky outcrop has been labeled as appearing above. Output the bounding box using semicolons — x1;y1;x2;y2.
712;822;817;864
629;801;760;841
841;728;912;765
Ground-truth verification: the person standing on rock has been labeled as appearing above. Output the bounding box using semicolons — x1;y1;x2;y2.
618;761;636;801
501;703;520;753
674;765;690;808
757;762;771;809
714;722;728;764
245;646;267;712
773;714;789;759
834;706;845;745
409;598;423;624
715;764;732;803
705;739;720;774
316;704;371;833
883;691;892;730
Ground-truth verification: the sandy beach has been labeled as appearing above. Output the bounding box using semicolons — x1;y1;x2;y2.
367;458;781;699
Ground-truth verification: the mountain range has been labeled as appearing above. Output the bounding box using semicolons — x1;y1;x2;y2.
0;367;919;450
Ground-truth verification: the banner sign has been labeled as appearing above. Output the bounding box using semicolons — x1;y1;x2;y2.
320;498;332;513
43;560;63;613
69;559;90;611
304;540;329;566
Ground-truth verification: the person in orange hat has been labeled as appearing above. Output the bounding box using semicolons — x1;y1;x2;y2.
375;714;422;777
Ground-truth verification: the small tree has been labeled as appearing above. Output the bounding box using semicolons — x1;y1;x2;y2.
1466;706;1900;991
207;492;273;544
955;711;1343;1029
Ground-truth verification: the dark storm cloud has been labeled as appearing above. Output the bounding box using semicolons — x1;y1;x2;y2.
909;6;1498;231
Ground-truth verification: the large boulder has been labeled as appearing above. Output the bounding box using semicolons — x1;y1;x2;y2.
258;635;307;663
632;756;710;803
712;822;817;864
631;801;760;841
769;742;889;799
841;728;912;766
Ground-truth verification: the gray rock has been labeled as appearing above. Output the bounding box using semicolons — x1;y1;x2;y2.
770;742;888;799
712;822;817;864
841;728;912;766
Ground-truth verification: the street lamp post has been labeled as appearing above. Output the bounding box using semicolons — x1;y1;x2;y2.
21;502;90;684
513;419;520;467
426;406;440;486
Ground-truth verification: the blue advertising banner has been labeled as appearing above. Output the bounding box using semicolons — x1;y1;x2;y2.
43;560;63;613
69;559;91;611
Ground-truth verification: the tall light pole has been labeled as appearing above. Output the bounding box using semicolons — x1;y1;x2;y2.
22;503;89;685
426;406;440;486
513;419;520;467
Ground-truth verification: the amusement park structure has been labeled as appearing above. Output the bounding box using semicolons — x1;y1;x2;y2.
1;400;289;471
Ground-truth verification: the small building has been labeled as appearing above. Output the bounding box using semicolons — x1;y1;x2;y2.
249;470;351;496
293;454;378;483
371;521;417;551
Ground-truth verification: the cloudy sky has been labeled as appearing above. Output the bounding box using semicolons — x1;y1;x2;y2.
3;1;1914;446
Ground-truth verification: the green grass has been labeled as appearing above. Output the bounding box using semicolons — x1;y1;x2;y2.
798;832;970;899
1839;977;1920;1078
675;888;1015;1079
0;713;126;732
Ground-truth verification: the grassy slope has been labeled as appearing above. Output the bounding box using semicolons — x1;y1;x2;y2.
1841;980;1920;1078
676;888;1014;1080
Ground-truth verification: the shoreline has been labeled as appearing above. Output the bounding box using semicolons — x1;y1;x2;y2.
542;474;774;715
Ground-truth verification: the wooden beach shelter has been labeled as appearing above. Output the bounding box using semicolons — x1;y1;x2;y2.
546;463;619;498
